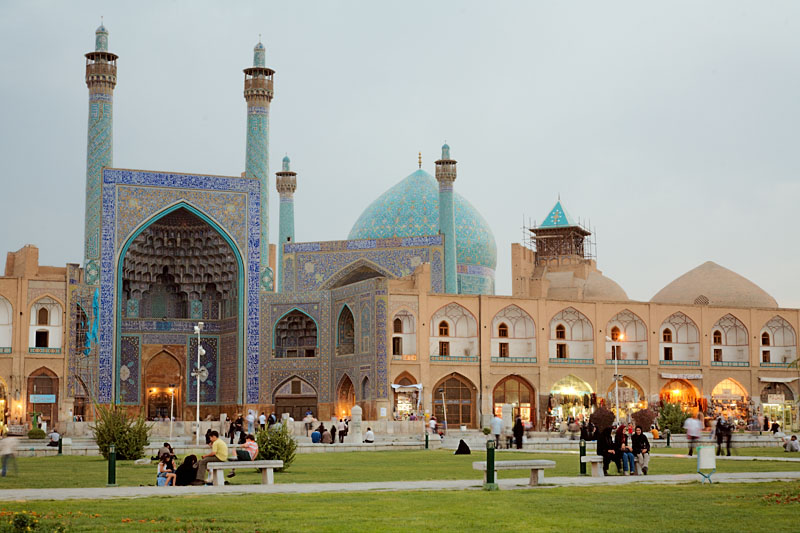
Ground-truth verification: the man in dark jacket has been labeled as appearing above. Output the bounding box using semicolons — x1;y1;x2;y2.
596;426;617;476
631;425;651;475
715;416;732;456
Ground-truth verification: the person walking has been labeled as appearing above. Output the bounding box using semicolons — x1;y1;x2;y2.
246;411;256;434
715;415;732;457
683;413;703;456
337;418;347;443
513;417;524;450
631;425;651;475
0;437;19;477
330;423;337;444
490;414;503;448
258;412;267;430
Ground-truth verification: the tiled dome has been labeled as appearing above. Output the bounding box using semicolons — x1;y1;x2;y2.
348;169;497;292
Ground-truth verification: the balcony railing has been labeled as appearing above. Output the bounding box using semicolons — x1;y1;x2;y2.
711;361;749;367
760;362;793;368
431;355;479;363
605;359;647;365
0;347;10;354
548;357;594;365
659;360;700;366
28;347;61;355
491;356;537;364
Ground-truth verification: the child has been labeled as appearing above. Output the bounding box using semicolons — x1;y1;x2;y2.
157;452;176;486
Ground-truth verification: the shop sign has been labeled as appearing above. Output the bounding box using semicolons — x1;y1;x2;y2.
29;394;56;404
660;373;702;380
767;394;785;404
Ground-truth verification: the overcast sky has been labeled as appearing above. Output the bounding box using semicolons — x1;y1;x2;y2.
1;1;798;307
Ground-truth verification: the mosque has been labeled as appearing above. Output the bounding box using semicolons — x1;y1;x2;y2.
0;25;797;433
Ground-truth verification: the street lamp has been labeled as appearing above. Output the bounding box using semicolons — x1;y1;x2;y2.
193;321;205;446
606;333;625;425
168;385;176;441
438;387;448;436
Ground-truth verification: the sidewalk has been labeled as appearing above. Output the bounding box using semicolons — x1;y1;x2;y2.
0;471;798;501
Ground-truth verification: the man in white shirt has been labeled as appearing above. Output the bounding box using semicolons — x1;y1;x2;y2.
246;411;255;434
784;435;800;452
683;413;703;456
47;430;60;447
364;427;375;443
490;415;503;448
258;412;267;430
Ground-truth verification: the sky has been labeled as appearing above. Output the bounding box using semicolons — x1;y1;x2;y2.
1;1;798;306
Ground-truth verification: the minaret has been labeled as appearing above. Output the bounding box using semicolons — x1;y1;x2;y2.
83;23;118;285
275;155;297;293
243;39;275;290
435;144;458;294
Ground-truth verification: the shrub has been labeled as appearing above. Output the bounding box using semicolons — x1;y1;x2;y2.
27;428;46;439
91;404;151;460
658;402;690;434
631;408;657;431
255;422;297;471
482;427;491;435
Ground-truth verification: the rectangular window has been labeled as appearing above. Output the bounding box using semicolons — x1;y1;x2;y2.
762;350;770;363
713;348;722;362
611;345;621;360
556;328;566;340
663;346;673;361
392;337;402;356
556;343;567;359
35;330;49;348
499;343;509;357
439;341;450;356
291;380;301;395
305;349;315;358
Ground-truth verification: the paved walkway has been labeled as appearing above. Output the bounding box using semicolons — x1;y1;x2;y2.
523;449;800;462
1;471;799;501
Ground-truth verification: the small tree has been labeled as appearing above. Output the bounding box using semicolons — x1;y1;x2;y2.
255;423;297;471
589;406;615;432
631;408;657;431
91;404;151;460
658;402;690;434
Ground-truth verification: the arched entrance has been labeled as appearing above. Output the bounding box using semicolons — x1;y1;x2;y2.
433;373;477;429
0;377;8;428
27;367;58;427
761;382;797;431
336;375;355;418
273;377;318;420
605;376;646;419
660;379;699;412
493;376;536;426
711;378;748;422
392;372;420;419
144;351;182;420
549;374;593;424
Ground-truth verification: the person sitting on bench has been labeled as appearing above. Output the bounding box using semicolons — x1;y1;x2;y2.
228;434;259;478
193;431;228;485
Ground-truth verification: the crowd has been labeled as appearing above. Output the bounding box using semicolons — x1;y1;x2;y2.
596;423;652;476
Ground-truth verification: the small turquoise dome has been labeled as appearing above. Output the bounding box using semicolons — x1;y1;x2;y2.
282;155;291;171
95;23;108;52
254;41;265;50
348;169;496;293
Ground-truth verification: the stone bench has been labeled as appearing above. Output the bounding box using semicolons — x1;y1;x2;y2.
207;460;284;486
473;460;556;486
581;455;604;477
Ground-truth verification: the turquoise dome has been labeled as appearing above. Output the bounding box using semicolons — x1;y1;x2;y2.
348;169;497;292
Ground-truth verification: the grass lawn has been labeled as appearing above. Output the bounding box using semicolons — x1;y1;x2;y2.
1;448;799;489
0;481;798;532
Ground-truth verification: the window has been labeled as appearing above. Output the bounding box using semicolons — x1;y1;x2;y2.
37;308;49;326
610;326;621;341
662;328;672;343
438;321;449;337
392;337;402;356
556;343;567;358
611;345;621;360
555;324;566;340
762;350;770;363
35;330;49;348
713;330;722;345
499;342;509;357
498;323;509;338
393;318;403;334
439;341;450;356
663;346;673;361
713;348;722;362
761;332;770;346
291;379;301;395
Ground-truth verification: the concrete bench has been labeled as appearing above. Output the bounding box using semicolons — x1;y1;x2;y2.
581;455;604;477
473;460;556;486
207;460;283;486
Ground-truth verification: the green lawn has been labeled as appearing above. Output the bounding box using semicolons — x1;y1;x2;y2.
0;481;799;532
1;449;799;489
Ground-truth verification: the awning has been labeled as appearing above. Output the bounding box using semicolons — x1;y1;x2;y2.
661;373;702;380
759;376;798;383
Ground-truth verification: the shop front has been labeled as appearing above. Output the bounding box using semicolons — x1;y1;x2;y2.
760;380;797;432
392;378;421;419
660;376;703;414
548;375;594;428
710;378;750;426
606;376;646;420
493;376;536;427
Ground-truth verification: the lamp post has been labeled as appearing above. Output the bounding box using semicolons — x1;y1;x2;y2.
168;384;176;441
193;321;205;446
606;333;625;425
438;387;448;436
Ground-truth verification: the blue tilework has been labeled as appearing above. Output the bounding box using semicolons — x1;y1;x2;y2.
245;107;271;289
438;186;457;293
119;335;140;405
187;336;219;404
347;169;496;294
277;194;294;292
99;168;261;405
84;96;113;283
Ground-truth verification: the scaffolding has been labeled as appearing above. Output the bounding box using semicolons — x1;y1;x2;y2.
521;214;597;266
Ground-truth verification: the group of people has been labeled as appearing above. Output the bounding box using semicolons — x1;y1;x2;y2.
596;423;651;476
488;415;526;449
310;418;360;444
227;411;279;444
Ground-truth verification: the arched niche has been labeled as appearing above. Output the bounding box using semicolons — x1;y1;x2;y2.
336;305;355;355
710;314;748;364
336;374;356;418
759;316;797;365
29;297;63;350
549;307;593;361
659;312;700;364
605;309;647;362
0;295;12;349
430;303;478;358
273;376;318;420
491;305;535;358
391;310;416;360
493;375;536;425
274;309;318;358
432;373;477;429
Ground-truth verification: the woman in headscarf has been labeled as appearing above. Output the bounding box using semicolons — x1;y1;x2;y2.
513;417;524;449
175;454;198;486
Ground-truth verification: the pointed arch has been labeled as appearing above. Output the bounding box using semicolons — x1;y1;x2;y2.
711;378;748;401
336;373;356;418
27;366;59;425
432;372;477;428
605;375;645;414
392;309;416;359
321;258;394;290
360;376;371;401
0;295;12;349
336;304;355;355
393;371;417;385
273;375;318;420
492;375;536;425
659;311;700;363
274;308;318;358
710;313;748;365
29;296;63;349
759;315;797;365
549;307;593;360
491;305;536;358
430;303;478;358
605;309;647;362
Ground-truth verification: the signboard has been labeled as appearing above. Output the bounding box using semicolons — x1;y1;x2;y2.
661;373;702;380
767;394;785;405
380;407;387;418
6;424;26;436
29;394;56;404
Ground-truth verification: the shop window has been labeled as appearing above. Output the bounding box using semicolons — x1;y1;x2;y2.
37;308;49;326
499;342;509;357
393;318;403;334
663;346;673;360
556;343;567;358
713;330;722;345
498;323;509;338
438;321;449;337
35;330;49;348
392;337;402;356
762;350;770;363
611;345;621;360
662;328;672;343
611;326;621;341
439;341;450;356
713;348;722;362
555;324;566;340
761;332;771;346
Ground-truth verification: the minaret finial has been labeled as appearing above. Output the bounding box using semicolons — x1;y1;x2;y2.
418;152;422;169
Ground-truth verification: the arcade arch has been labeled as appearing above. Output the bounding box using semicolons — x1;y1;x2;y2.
549;307;593;360
710;314;748;364
491;305;536;359
143;351;182;420
493;375;535;425
605;310;647;362
659;312;700;363
391;310;416;359
0;296;11;349
759;316;797;365
432;373;477;428
273;376;318;420
430;304;478;358
549;374;593;422
336;375;355;418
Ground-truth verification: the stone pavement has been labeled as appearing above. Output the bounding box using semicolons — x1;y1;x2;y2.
0;471;799;501
523;449;800;462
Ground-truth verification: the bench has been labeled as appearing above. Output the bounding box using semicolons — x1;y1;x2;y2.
472;460;556;486
206;460;284;486
581;455;604;477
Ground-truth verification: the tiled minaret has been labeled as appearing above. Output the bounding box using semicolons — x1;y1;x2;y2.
275;155;297;293
435;144;458;294
83;23;118;285
244;40;275;291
